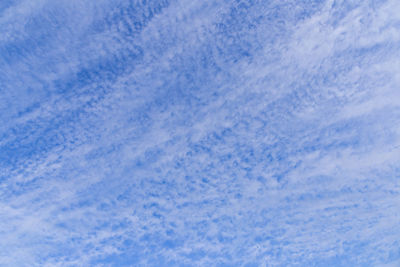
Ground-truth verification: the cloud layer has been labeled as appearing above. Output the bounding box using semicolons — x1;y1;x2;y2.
1;0;400;266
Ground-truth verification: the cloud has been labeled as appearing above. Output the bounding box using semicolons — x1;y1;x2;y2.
0;0;400;266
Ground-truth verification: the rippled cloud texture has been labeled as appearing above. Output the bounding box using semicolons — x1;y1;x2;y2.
1;0;400;266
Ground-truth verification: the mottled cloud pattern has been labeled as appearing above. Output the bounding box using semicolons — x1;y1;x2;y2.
1;0;400;266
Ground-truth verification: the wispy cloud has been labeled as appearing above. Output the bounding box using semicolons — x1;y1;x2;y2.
0;0;399;266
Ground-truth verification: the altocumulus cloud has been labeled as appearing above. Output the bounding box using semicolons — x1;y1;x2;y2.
0;0;400;266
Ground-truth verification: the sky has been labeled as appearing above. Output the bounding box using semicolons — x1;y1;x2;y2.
0;0;400;266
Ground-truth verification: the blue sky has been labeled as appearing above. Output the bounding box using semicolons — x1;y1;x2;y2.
1;0;400;266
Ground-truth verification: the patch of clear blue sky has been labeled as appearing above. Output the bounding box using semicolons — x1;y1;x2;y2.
1;0;400;266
